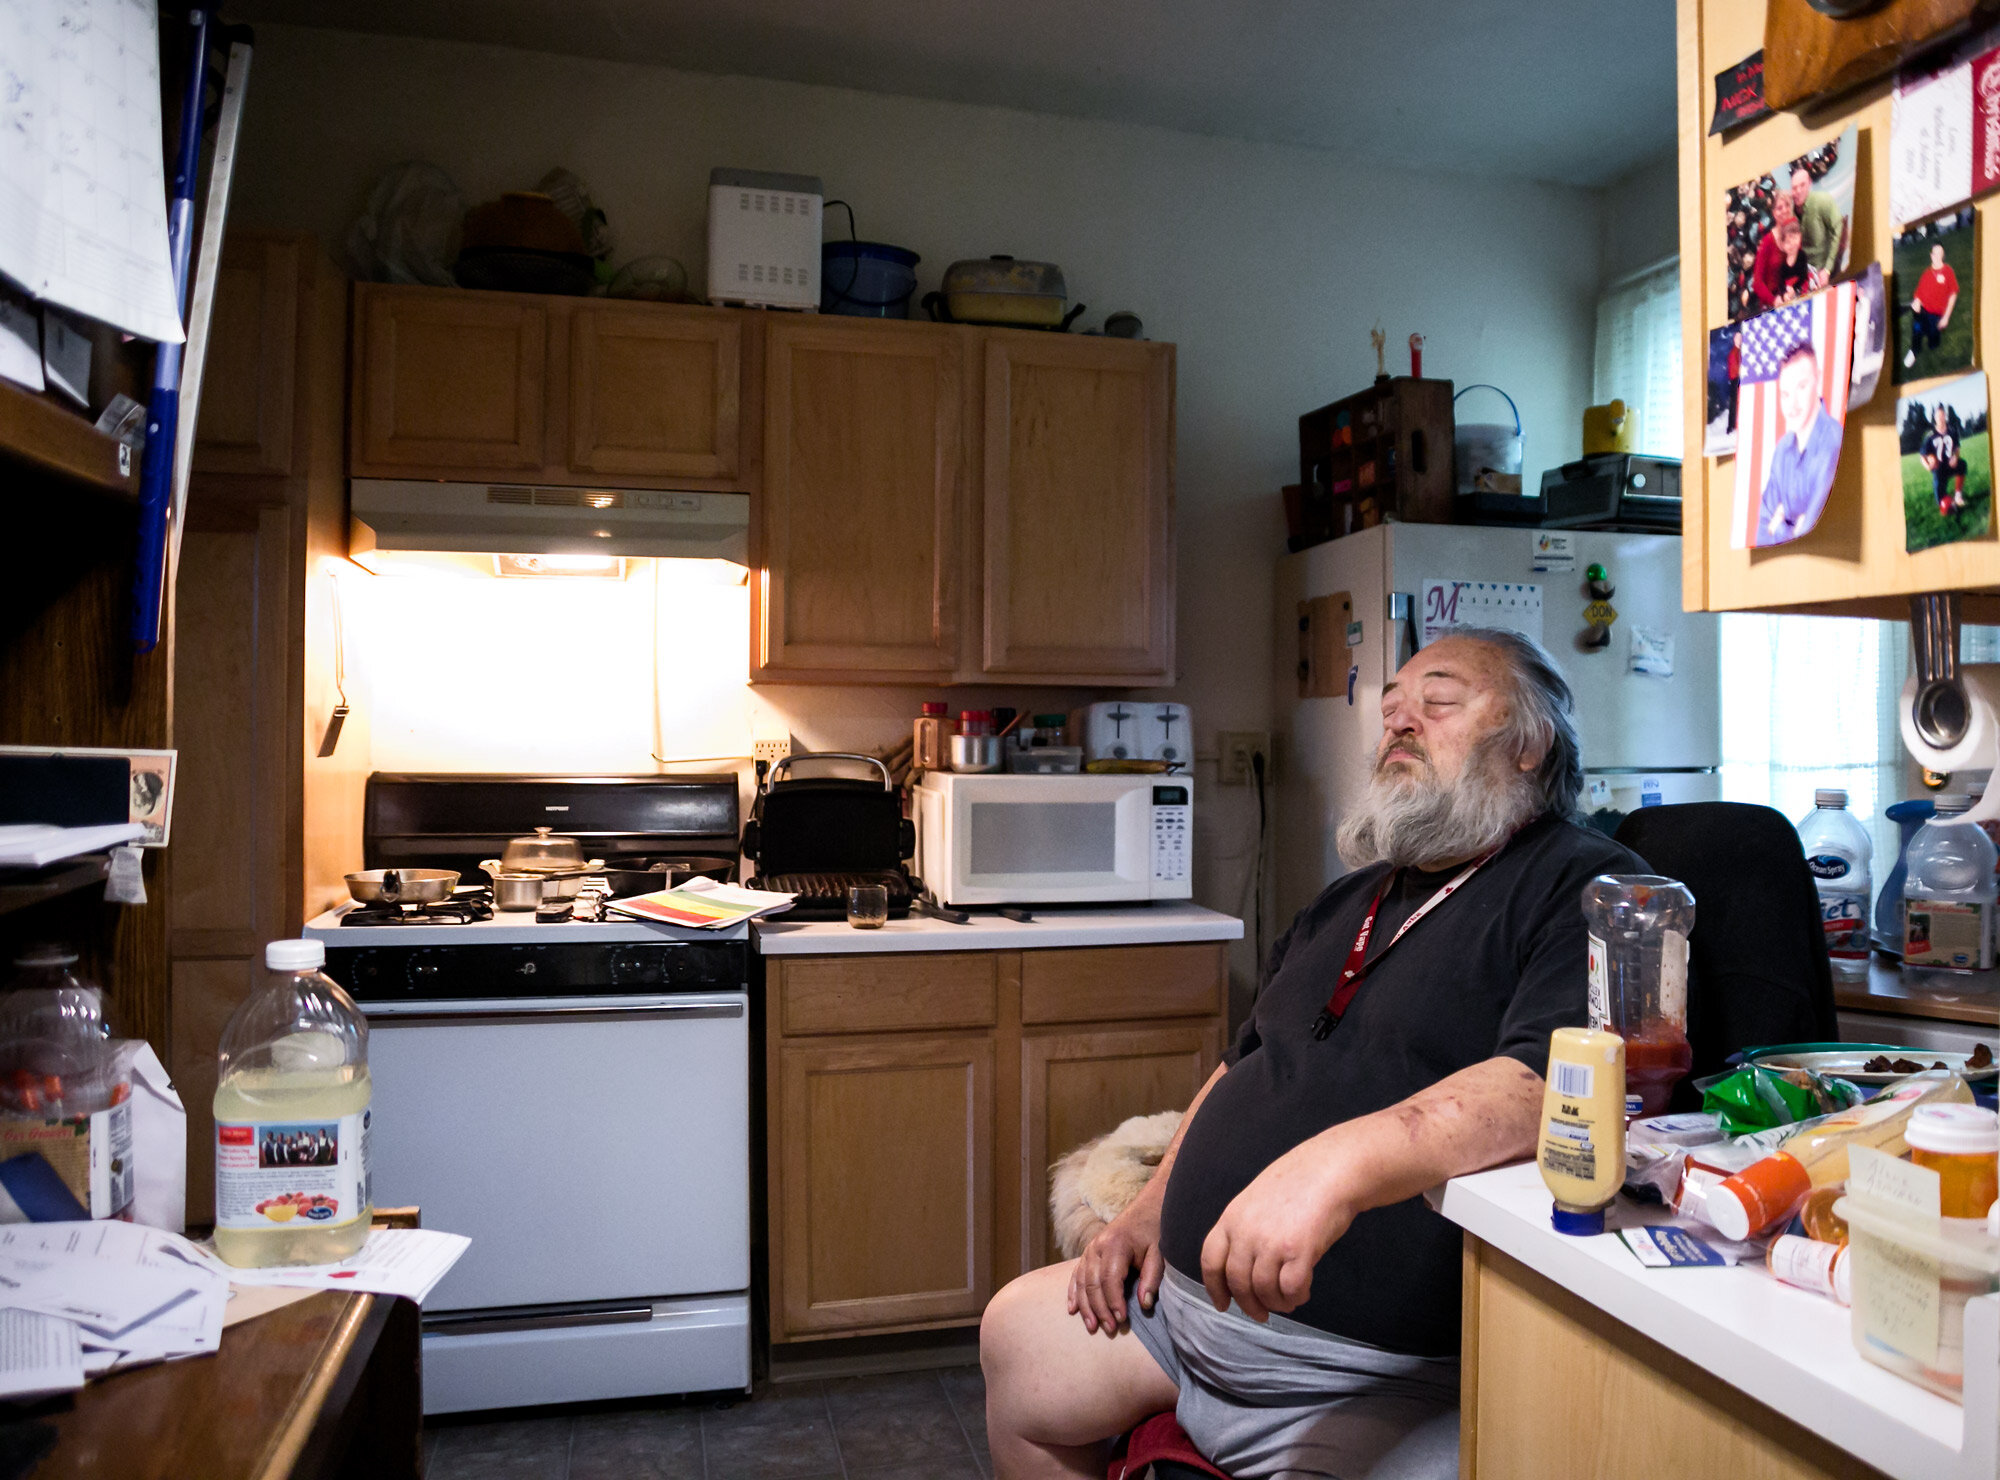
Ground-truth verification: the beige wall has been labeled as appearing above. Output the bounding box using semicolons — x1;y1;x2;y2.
236;24;1609;994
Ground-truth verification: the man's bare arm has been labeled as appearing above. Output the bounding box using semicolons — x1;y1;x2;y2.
1199;1055;1543;1321
1068;1059;1227;1335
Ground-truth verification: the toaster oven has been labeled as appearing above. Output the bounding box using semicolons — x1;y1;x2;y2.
911;772;1192;907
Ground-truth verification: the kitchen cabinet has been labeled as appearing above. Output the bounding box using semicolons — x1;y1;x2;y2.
174;232;362;1222
978;333;1176;681
1676;0;2000;621
349;285;754;490
753;318;964;681
569;302;742;480
752;319;1175;685
194;235;301;477
764;941;1225;1342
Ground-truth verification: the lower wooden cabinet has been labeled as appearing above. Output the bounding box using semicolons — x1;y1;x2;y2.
765;942;1226;1343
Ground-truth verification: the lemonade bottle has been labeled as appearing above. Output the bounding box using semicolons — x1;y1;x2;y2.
213;941;371;1267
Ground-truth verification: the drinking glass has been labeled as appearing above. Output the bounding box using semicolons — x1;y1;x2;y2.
847;884;889;929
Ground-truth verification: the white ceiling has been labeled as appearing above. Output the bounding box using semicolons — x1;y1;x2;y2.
229;0;1678;189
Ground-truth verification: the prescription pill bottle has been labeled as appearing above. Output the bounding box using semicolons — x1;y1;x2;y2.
1907;1103;2000;1221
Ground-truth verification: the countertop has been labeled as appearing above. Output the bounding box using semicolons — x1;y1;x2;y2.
1837;958;2000;1030
752;901;1244;955
1440;1160;1998;1480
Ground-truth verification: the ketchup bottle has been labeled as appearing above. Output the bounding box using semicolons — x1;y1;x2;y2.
1581;875;1696;1118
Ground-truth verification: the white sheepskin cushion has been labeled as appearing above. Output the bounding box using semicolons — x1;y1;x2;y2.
1048;1109;1183;1260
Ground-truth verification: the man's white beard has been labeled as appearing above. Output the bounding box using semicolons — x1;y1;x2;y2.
1335;739;1541;871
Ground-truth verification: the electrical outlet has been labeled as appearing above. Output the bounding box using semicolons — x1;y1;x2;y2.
753;737;791;766
1219;731;1272;787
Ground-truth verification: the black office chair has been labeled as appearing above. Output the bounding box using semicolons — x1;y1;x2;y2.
1613;802;1839;1109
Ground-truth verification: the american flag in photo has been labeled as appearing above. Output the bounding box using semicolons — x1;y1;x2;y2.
1730;283;1856;549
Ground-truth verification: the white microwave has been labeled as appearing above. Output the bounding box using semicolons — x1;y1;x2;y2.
911;772;1192;907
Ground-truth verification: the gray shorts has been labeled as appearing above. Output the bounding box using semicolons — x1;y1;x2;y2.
1125;1267;1459;1480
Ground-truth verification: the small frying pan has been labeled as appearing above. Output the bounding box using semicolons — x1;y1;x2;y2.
346;868;460;904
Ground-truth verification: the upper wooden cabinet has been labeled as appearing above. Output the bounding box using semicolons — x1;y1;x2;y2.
569;303;741;480
980;334;1175;681
753;318;963;681
752;318;1176;685
194;235;302;477
349;285;752;491
1677;0;2000;620
354;288;547;474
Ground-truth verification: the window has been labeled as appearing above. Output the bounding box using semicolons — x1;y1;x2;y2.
1593;259;1683;459
1718;614;1911;871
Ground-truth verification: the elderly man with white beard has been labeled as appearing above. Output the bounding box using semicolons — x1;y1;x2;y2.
980;629;1646;1480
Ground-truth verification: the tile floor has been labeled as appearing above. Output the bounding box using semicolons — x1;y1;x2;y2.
426;1367;991;1480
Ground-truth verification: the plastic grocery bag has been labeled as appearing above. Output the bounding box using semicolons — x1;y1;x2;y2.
1698;1063;1861;1136
346;161;463;286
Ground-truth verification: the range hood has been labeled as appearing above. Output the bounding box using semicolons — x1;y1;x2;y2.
349;480;749;565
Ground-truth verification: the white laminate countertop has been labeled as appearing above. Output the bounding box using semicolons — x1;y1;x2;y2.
1441;1161;1998;1480
752;902;1243;955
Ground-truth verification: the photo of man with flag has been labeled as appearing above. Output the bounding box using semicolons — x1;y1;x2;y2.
1731;281;1857;549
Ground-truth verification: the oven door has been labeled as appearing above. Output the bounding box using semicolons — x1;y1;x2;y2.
935;775;1159;905
364;993;749;1312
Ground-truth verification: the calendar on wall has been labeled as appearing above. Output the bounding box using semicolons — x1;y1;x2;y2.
1419;579;1544;648
0;0;183;343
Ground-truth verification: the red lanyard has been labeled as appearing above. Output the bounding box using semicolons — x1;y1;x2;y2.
1309;844;1503;1041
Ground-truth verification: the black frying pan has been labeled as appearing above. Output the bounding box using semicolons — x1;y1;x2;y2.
599;855;737;898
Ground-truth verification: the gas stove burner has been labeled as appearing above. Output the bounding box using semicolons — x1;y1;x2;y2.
341;888;495;927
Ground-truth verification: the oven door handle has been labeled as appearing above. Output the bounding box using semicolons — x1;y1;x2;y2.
364;998;745;1025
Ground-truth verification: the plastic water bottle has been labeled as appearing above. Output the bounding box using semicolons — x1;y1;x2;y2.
1797;789;1873;983
1581;875;1696;1118
1901;795;1998;976
213;941;372;1267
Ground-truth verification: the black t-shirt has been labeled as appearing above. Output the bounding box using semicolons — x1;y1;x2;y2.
1157;813;1646;1357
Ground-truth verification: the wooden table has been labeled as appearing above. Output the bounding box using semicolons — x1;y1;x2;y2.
25;1291;421;1480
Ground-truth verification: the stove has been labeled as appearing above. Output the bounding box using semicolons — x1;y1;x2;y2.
306;773;752;1413
337;888;495;927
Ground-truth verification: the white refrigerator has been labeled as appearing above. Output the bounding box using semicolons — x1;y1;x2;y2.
1272;523;1722;922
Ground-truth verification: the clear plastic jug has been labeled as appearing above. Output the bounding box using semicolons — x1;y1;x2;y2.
1582;875;1696;1118
1797;788;1873;983
1902;794;1997;975
213;940;372;1267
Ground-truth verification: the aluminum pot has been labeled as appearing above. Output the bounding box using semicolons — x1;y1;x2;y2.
497;826;603;874
480;859;594;904
923;255;1083;330
345;868;460;905
485;869;549;912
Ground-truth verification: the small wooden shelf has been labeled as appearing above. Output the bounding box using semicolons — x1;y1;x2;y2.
0;379;138;497
0;856;111;917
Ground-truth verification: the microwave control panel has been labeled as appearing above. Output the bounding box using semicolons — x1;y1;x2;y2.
1151;785;1191;883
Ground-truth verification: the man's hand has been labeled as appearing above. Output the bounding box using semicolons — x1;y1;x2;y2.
1067;1195;1165;1337
1198;1138;1358;1323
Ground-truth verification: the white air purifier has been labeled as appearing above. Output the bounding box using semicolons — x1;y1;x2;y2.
706;168;823;310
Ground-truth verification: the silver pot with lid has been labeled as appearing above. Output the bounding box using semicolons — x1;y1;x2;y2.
480;826;605;906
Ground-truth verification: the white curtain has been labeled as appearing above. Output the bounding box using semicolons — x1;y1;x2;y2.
1593;259;1684;460
1718;614;1911;871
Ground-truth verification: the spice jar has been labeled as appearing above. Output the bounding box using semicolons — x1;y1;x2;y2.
1907;1103;2000;1220
913;702;952;773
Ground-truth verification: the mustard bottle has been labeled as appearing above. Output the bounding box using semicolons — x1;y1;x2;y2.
1539;1026;1627;1235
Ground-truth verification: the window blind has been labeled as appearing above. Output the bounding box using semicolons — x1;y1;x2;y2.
1593;260;1684;460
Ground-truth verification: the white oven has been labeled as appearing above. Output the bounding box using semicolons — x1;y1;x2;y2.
912;771;1192;907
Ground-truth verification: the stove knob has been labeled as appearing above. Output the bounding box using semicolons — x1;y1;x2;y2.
339;950;384;991
610;948;663;986
406;951;445;989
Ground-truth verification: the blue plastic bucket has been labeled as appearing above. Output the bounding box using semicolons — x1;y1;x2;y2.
821;241;920;318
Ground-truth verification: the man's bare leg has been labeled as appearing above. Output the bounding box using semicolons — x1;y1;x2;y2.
982;1261;1179;1480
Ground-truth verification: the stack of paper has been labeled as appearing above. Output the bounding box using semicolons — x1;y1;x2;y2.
0;1222;469;1398
0;1222;227;1397
607;876;796;929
